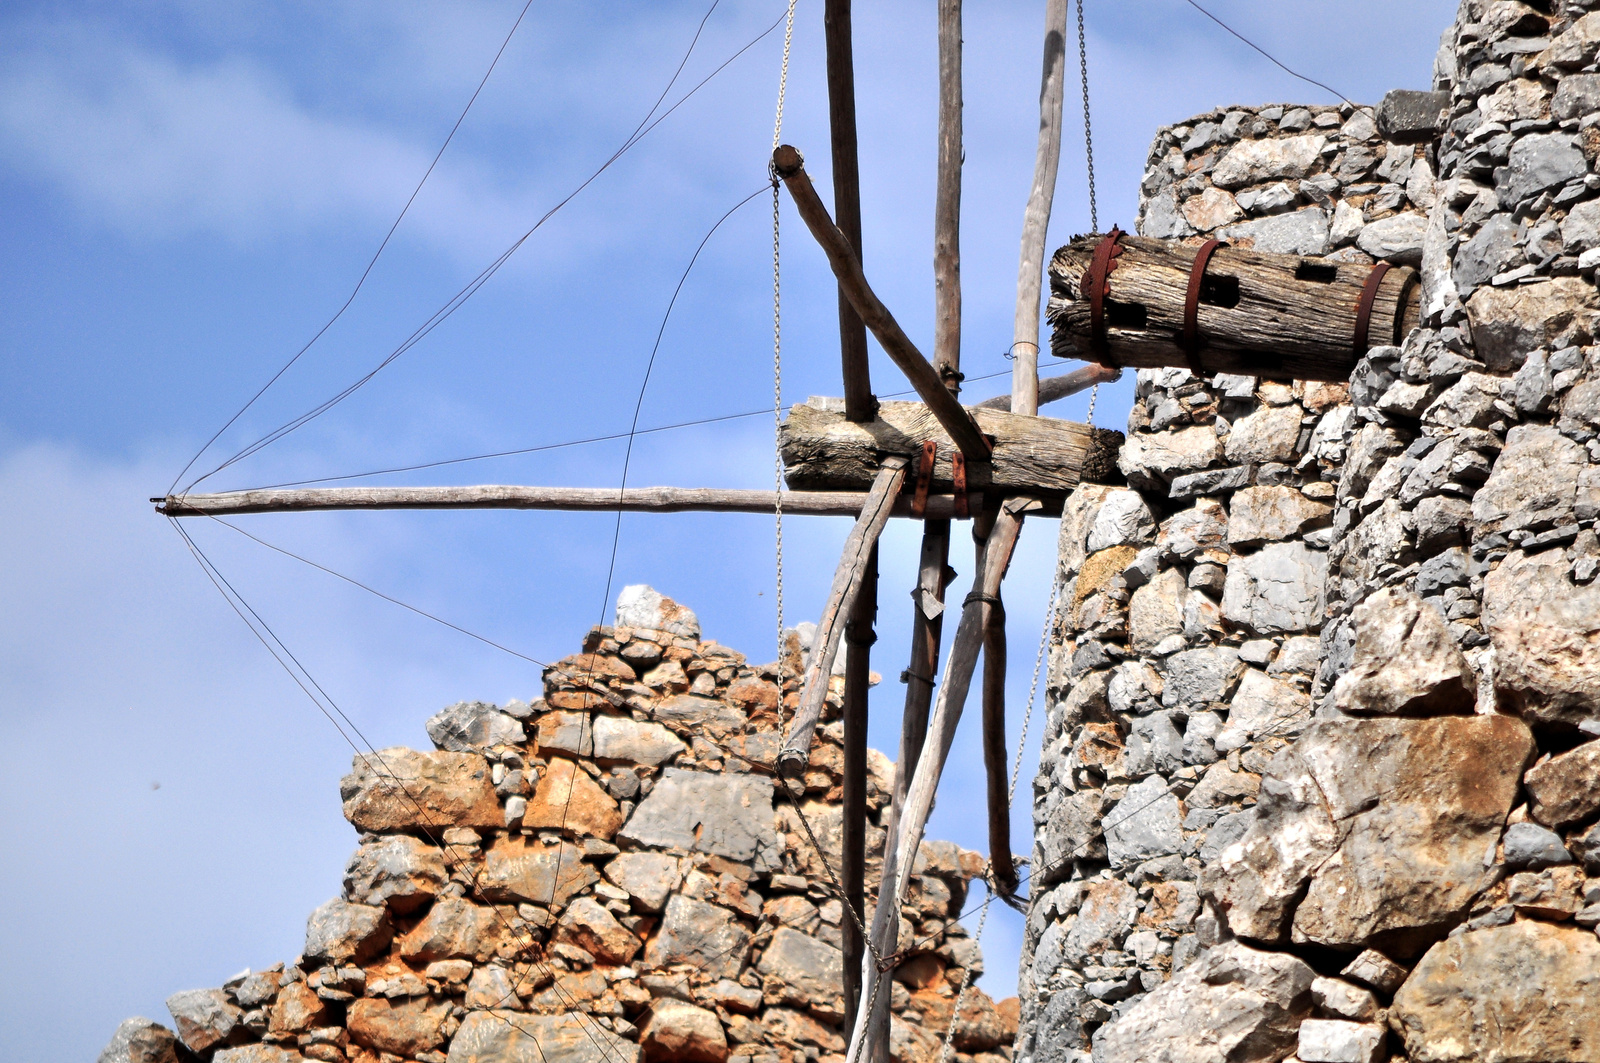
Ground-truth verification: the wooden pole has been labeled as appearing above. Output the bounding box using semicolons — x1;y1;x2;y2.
982;580;1016;895
840;540;875;1021
933;0;962;393
847;499;1035;1063
1011;0;1071;416
771;146;991;462
156;485;1012;520
779;458;909;775
974;362;1117;411
825;0;875;425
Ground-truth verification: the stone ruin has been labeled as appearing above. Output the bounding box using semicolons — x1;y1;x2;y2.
103;1;1600;1061
1017;1;1600;1062
98;586;1018;1063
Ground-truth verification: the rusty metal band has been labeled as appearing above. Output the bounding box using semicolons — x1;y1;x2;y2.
1179;238;1223;374
952;451;968;519
1080;227;1125;362
910;440;936;520
1354;261;1393;358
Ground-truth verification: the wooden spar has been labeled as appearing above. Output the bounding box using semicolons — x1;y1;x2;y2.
824;0;875;425
982;582;1016;894
155;485;1028;519
779;458;909;776
1048;233;1422;382
847;497;1035;1063
781;399;1122;496
771;145;992;462
1010;0;1071;416
933;0;962;392
840;539;875;1020
974;362;1119;411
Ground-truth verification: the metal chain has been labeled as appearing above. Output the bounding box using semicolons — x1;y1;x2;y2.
771;0;796;679
1009;573;1063;802
1076;0;1097;235
939;898;992;1063
778;779;887;969
1085;381;1099;425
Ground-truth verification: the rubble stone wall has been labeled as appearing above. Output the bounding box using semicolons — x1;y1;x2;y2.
99;588;1018;1063
1020;2;1600;1062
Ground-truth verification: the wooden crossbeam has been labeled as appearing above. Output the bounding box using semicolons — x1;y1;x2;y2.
974;363;1118;412
770;145;992;463
155;485;1037;519
778;457;908;776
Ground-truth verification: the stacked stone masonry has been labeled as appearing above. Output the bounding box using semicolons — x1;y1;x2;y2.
1019;2;1600;1062
99;587;1018;1063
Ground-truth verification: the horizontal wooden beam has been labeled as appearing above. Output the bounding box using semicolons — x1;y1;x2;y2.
973;363;1119;411
155;485;1058;519
771;145;992;462
781;399;1122;495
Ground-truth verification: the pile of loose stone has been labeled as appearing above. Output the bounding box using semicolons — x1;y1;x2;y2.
98;586;1017;1063
1020;2;1600;1062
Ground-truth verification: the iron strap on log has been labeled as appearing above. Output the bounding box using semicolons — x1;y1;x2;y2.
1049;233;1421;382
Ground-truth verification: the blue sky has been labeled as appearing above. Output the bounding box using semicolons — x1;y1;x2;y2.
0;2;1456;1058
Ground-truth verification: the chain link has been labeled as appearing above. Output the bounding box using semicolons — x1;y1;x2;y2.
1076;0;1097;235
1085;381;1099;425
771;0;796;679
938;897;991;1063
1009;574;1063;802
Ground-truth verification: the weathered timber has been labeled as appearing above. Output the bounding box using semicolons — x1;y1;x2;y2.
824;0;875;424
780;398;1122;495
933;0;962;393
840;539;875;1020
1048;233;1421;382
1010;0;1071;416
771;145;992;461
780;458;909;776
846;498;1035;1063
975;363;1119;411
982;578;1015;895
156;485;1031;519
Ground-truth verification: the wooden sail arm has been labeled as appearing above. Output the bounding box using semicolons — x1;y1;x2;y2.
154;485;1017;519
778;457;909;777
770;145;992;463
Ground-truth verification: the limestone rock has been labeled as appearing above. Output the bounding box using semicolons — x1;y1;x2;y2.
1391;920;1600;1062
1217;668;1311;752
645;893;752;978
1062;878;1139;966
98;1019;183;1063
558;896;642;964
1158;499;1228;561
1502;822;1571;870
1356;212;1428;266
344;834;448;913
1205;716;1532;952
1129;568;1188;653
1525;739;1600;828
1212;135;1327;188
479;837;597;908
1332;588;1475;716
1227;486;1331;548
619;768;774;861
1089;941;1314;1063
448;1011;641;1063
1105;775;1182;869
615;585;700;639
592;715;685;766
522;757;624;839
1085;490;1157;553
1502;133;1587;206
1221;542;1328;635
603;851;682;912
757;927;844;1017
400;897;509;963
214;1048;304;1063
1119;426;1223;489
641;999;728;1063
165;989;242;1055
1183;187;1243;230
427;701;526;753
1472;425;1585;537
268;982;326;1036
1465;279;1599;372
464;966;519;1010
303;898;394;965
1310;978;1378;1022
1340;949;1407;994
1221;207;1332;256
1376;89;1449;142
1297;1019;1384;1063
340;748;503;832
1224;405;1304;466
1482;547;1600;731
347;997;451;1057
1162;647;1243;710
650;696;746;738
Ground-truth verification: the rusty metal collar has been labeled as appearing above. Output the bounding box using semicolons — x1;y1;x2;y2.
1354;261;1393;358
1081;227;1126;363
1179;238;1223;375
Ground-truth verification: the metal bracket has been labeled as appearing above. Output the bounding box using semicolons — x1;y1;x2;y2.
1180;238;1223;375
952;451;968;519
910;440;937;519
1354;261;1393;358
1081;227;1126;363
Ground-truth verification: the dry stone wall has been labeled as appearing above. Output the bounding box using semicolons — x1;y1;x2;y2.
99;587;1018;1063
1022;2;1600;1062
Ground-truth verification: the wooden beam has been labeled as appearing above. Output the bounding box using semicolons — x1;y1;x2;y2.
770;145;992;462
780;399;1121;496
846;498;1035;1063
840;540;875;1021
933;0;962;393
779;458;908;777
1010;0;1071;417
982;580;1016;895
974;362;1119;412
824;0;875;424
156;485;1028;519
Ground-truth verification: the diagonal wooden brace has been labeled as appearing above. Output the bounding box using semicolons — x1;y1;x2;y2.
771;145;993;463
778;456;910;777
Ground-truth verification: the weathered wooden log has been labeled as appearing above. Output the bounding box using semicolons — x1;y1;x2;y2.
824;0;874;424
840;538;875;1021
974;363;1118;411
780;398;1122;495
157;485;1032;518
1048;233;1421;382
780;457;909;776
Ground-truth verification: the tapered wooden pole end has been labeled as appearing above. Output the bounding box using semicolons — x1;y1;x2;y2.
776;749;808;780
772;144;805;180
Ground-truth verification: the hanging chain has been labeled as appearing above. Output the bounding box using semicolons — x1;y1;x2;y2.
1076;0;1097;235
1009;574;1063;802
771;0;796;681
1086;380;1099;425
938;899;992;1063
